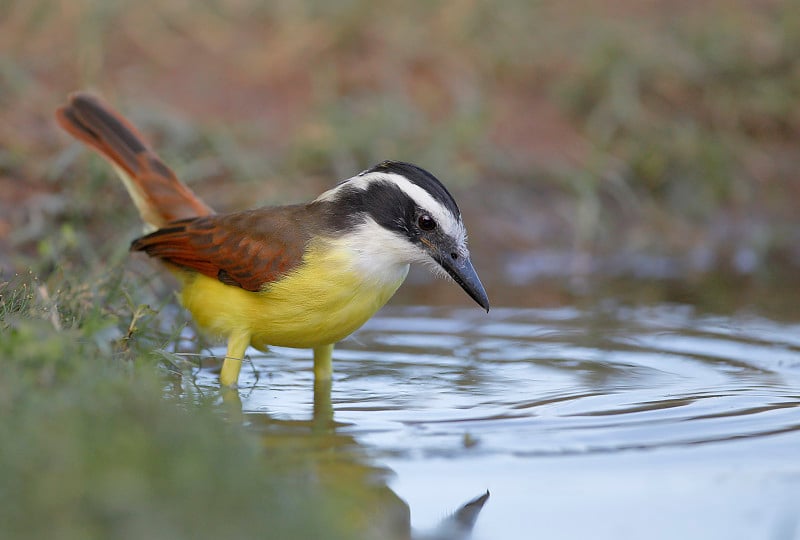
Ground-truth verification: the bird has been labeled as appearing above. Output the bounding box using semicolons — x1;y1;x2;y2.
56;92;489;387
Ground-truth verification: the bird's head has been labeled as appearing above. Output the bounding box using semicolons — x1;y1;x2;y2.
314;160;490;311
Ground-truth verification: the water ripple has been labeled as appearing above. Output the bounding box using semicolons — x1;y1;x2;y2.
213;304;800;458
196;304;800;540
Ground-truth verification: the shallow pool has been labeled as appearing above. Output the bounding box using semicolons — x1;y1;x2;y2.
195;301;800;539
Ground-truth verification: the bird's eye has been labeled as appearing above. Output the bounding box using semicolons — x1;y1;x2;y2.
418;214;436;231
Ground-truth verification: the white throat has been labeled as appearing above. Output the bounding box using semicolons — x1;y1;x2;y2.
328;218;423;286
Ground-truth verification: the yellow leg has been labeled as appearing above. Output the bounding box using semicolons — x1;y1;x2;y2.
313;343;334;381
313;376;333;433
220;329;250;387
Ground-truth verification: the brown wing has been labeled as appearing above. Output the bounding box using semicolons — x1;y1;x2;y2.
131;207;311;292
56;92;213;227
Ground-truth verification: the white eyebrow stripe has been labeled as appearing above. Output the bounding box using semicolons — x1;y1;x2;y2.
316;171;464;241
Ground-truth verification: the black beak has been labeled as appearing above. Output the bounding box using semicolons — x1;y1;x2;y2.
437;253;490;312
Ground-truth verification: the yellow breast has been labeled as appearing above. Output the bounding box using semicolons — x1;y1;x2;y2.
177;239;409;349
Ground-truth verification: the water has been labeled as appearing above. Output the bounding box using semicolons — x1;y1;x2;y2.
194;301;800;540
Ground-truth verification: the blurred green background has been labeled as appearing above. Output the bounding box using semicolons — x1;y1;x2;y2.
1;1;799;538
3;0;799;290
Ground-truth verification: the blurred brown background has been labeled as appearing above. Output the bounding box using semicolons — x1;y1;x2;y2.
2;0;798;308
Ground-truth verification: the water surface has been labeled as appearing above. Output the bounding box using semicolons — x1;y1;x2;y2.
195;302;800;540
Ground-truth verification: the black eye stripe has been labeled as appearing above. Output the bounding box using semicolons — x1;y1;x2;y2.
362;161;460;218
316;175;461;247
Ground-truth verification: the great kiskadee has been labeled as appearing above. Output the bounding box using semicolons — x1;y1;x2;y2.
56;92;489;387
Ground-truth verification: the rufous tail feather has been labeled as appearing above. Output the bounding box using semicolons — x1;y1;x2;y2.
56;92;214;229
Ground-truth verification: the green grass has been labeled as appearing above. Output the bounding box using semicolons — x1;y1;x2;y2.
0;270;401;540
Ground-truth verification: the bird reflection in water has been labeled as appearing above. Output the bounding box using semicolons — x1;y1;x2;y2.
220;379;488;540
